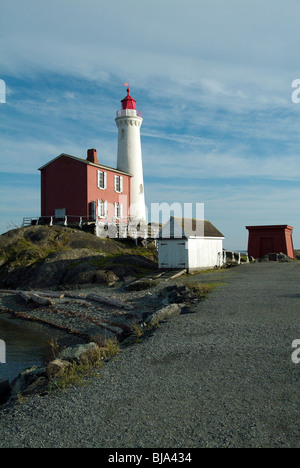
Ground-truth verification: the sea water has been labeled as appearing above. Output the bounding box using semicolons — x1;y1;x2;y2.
0;312;70;382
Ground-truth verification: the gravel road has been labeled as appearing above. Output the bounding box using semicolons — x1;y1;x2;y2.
0;261;300;448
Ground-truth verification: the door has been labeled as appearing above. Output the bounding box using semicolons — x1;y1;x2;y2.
159;240;188;269
259;237;274;258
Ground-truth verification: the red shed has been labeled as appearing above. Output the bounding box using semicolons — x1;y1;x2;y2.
39;149;131;225
246;225;295;259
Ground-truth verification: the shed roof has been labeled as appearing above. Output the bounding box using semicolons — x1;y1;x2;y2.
159;217;224;239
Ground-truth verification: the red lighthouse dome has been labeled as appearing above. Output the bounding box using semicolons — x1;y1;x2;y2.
121;88;137;110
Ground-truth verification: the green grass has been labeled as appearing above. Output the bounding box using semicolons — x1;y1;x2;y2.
0;235;71;268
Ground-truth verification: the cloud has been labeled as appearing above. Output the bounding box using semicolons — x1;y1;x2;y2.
1;0;300;250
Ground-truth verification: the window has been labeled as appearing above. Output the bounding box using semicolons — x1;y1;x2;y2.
114;175;123;193
55;208;66;219
97;170;107;190
114;202;123;219
98;200;107;218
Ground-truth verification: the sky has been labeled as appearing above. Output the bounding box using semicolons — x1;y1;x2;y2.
1;0;300;250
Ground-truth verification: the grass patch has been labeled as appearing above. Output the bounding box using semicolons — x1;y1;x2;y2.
185;282;221;299
130;322;159;344
48;338;120;393
0;236;69;268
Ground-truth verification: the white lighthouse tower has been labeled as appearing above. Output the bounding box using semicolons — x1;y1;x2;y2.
115;88;146;221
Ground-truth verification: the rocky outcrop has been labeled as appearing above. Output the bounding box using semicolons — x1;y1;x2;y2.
0;226;158;289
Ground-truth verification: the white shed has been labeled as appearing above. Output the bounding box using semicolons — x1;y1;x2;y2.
158;217;225;271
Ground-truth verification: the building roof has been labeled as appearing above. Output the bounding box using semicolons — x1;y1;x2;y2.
121;88;137;110
159;217;224;239
246;225;293;231
38;153;131;176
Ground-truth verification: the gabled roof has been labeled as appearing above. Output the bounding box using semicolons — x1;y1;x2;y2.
38;153;131;176
159;217;224;239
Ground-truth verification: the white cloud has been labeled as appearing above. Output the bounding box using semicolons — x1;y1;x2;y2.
1;0;300;250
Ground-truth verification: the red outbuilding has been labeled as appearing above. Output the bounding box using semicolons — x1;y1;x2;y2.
246;225;295;259
39;149;131;226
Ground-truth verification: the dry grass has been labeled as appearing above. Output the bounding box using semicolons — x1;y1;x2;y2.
185;282;220;298
49;338;120;393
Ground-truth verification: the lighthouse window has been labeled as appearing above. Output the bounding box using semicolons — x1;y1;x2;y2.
97;170;107;190
114;175;123;193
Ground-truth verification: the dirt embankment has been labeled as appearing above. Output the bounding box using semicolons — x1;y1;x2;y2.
0;226;158;290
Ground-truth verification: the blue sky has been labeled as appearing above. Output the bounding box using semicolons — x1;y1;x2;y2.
1;0;300;250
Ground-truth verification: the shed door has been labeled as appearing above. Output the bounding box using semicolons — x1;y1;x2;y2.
259;237;274;258
159;241;188;269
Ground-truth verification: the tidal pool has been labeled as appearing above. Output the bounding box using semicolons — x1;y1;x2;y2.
0;312;83;382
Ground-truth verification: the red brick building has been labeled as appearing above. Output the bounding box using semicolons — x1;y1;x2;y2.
39;149;131;226
246;225;295;259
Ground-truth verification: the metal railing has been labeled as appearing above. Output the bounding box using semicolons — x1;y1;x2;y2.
22;215;92;228
116;109;142;118
22;216;159;241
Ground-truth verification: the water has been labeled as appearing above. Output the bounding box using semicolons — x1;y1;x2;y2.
0;312;82;382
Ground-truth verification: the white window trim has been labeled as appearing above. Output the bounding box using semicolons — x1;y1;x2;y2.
114;202;123;219
114;175;123;193
98;199;107;219
97;170;107;190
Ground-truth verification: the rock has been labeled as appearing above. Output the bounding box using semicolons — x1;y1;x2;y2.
0;380;11;405
277;252;293;262
47;359;71;378
111;254;157;270
146;303;183;327
22;377;48;396
63;261;97;285
109;265;137;279
159;285;196;305
59;342;100;365
95;270;119;285
125;279;157;291
259;252;293;263
11;366;47;397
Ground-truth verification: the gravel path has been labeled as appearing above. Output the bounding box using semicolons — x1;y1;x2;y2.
0;262;300;448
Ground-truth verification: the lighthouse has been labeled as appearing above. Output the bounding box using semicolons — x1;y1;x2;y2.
115;88;146;221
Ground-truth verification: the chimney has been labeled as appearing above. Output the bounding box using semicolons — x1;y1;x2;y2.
87;148;98;164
